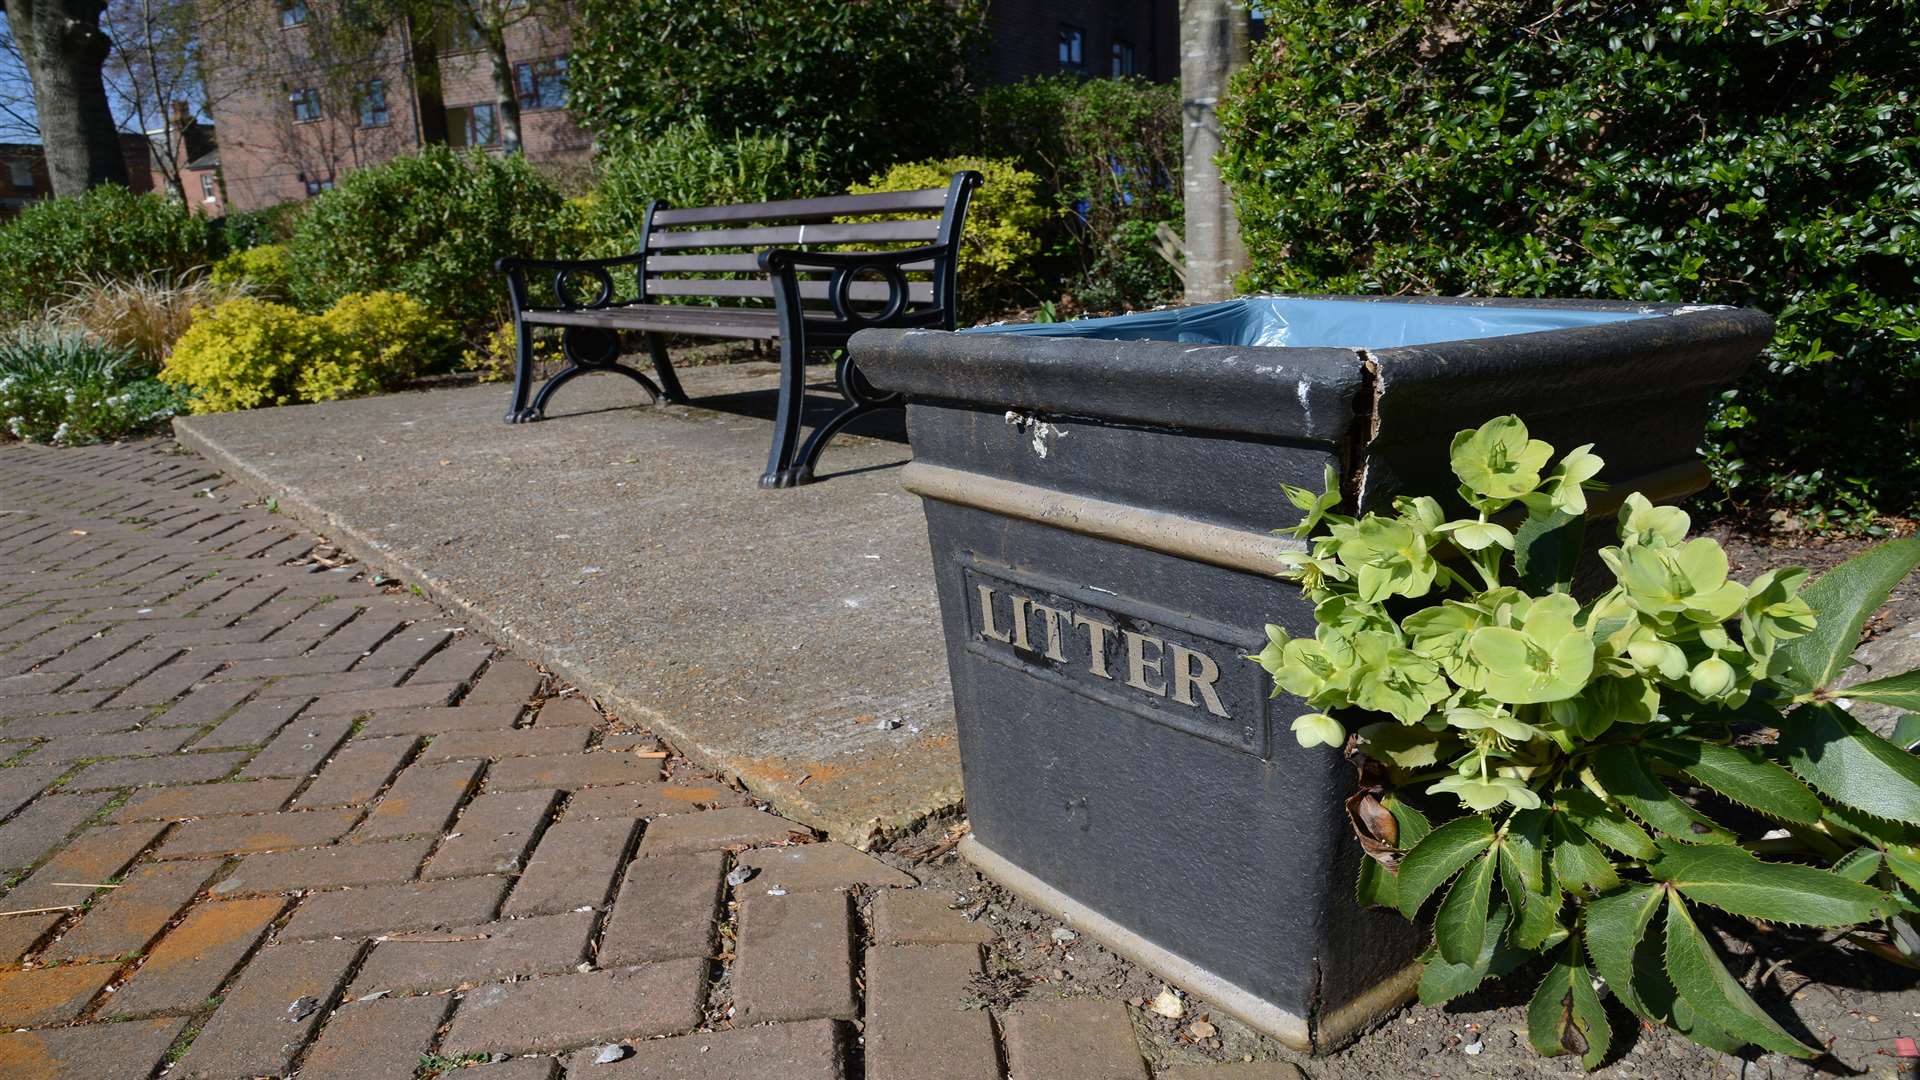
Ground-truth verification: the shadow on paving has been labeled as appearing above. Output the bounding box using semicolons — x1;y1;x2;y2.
174;363;958;843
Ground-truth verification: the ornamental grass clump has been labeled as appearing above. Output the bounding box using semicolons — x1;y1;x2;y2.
1255;415;1920;1067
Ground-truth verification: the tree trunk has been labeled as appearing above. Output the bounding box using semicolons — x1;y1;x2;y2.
485;30;520;153
1180;0;1249;304
5;0;130;194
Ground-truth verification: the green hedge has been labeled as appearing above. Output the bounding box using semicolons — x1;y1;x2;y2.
0;185;214;324
970;76;1183;312
588;121;827;257
1220;0;1919;526
287;147;573;337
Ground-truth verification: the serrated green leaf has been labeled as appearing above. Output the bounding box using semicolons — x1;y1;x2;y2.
1884;847;1920;895
1359;796;1436;910
1514;508;1585;594
1550;815;1620;895
1667;992;1748;1055
1845;669;1920;712
1824;800;1920;848
1647;739;1824;825
1589;744;1735;844
1584;884;1663;1019
1663;893;1817;1057
1651;842;1886;926
1418;904;1509;1006
1396;815;1496;919
1833;847;1884;883
1775;537;1920;692
1502;808;1548;891
1500;838;1563;950
1435;848;1496;964
1558;787;1657;860
1526;947;1611;1068
1390;796;1434;847
1894;713;1920;750
1781;703;1920;826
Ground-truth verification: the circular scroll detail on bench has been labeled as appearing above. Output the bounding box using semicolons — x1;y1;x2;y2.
829;262;910;327
561;326;621;368
553;265;615;310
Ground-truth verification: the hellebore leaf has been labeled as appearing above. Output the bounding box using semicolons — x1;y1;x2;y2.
1844;670;1920;712
1549;815;1619;896
1589;744;1735;845
1418;904;1510;1006
1501;808;1548;892
1525;946;1611;1069
1883;847;1920;896
1779;703;1920;826
1650;841;1887;927
1356;796;1435;910
1513;507;1585;594
1434;848;1497;964
1832;847;1884;884
1558;788;1657;860
1645;740;1824;825
1450;415;1554;502
1396;815;1496;919
1583;884;1664;1019
1774;537;1920;692
1663;893;1818;1058
1500;817;1563;951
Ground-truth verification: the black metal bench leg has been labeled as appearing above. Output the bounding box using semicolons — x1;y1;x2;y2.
505;321;537;423
647;334;689;405
761;337;808;488
788;401;887;486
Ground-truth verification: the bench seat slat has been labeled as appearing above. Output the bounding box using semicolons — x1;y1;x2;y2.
648;219;940;250
648;187;949;227
646;277;934;304
523;304;782;340
645;254;936;273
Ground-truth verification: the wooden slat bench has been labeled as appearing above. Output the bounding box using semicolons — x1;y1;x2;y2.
494;170;982;487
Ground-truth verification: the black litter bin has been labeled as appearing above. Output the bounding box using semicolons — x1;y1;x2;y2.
851;295;1771;1051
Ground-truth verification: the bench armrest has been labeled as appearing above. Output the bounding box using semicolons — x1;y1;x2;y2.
756;244;950;273
496;252;648;312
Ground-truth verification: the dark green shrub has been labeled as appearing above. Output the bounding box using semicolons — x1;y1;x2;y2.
971;76;1182;311
588;121;829;256
287;147;571;337
217;203;303;255
1220;0;1920;524
568;0;984;184
0;185;214;324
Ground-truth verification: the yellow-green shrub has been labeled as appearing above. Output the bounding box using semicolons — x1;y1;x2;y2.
210;244;294;302
162;297;329;413
304;291;452;401
163;290;453;412
847;157;1047;316
462;321;560;384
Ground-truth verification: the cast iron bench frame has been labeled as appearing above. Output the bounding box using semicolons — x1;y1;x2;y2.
494;170;982;487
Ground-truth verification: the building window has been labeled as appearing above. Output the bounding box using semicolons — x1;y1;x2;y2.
357;79;389;127
290;87;321;122
304;176;334;197
278;0;307;28
1111;39;1135;77
514;56;567;111
446;103;499;148
7;159;33;190
1058;25;1085;72
200;173;217;201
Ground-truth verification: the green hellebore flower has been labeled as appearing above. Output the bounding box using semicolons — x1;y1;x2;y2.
1347;631;1451;725
1265;637;1348;704
1449;415;1555;502
1740;567;1816;663
1625;637;1689;680
1436;518;1516;552
1445;705;1541;742
1275;548;1348;594
1329;515;1439;603
1617;492;1690;550
1688;656;1739;699
1524;443;1606;516
1403;602;1492;690
1601;537;1748;624
1428;770;1543;812
1469;592;1596;704
1290;712;1346;749
1250;624;1289;673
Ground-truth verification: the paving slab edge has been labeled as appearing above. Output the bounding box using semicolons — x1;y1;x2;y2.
171;414;960;846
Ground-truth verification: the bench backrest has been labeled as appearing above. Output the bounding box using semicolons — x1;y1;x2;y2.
635;171;979;326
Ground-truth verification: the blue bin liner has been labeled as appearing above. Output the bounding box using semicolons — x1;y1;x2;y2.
963;296;1657;351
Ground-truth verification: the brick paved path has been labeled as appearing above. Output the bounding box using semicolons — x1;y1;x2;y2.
0;441;1298;1080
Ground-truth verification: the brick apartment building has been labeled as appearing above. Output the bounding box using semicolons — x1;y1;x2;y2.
0;133;186;218
202;0;1177;215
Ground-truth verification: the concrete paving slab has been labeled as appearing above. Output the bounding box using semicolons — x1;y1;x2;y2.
174;365;960;843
